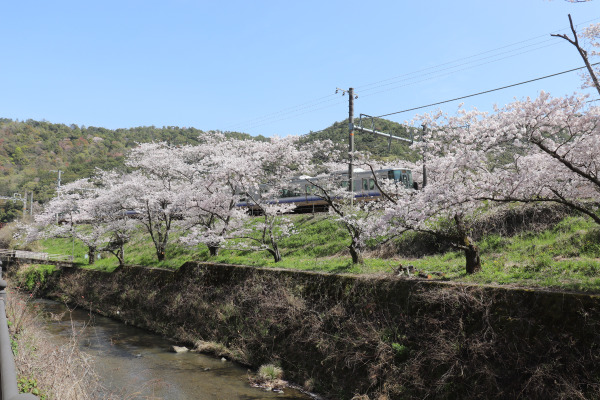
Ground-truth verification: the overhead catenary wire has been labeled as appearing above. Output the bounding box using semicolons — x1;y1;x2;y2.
374;62;600;119
359;41;561;100
227;16;600;134
229;35;561;133
356;15;600;94
248;62;597;132
225;93;339;131
234;97;348;132
228;36;555;133
357;39;558;94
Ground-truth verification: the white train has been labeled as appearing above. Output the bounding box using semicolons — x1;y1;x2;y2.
238;167;414;213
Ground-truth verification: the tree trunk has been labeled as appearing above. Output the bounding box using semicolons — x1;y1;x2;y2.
464;244;481;274
116;244;125;267
267;246;282;263
208;245;220;257
88;248;96;265
454;214;481;274
156;249;165;261
349;242;364;264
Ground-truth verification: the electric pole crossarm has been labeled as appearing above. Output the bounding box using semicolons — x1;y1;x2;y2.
352;125;413;144
0;195;25;203
357;113;413;144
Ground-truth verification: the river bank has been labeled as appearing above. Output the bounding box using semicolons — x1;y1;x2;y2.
13;261;600;399
34;298;310;399
6;289;106;399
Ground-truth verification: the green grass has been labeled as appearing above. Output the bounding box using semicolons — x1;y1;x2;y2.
33;213;600;293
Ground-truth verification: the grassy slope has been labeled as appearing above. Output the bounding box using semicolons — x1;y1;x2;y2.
36;211;600;293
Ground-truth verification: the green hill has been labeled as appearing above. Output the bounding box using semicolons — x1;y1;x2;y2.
0;118;266;220
0;117;417;222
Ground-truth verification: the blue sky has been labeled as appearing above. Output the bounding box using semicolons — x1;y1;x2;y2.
1;0;599;137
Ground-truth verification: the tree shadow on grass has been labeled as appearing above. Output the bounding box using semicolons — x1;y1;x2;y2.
328;262;361;274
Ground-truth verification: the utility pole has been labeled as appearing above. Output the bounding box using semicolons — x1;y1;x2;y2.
349;87;354;203
422;124;427;188
51;170;63;189
336;87;357;205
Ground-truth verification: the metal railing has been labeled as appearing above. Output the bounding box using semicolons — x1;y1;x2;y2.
0;250;72;263
0;269;38;399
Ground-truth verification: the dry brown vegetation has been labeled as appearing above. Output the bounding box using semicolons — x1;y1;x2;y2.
14;262;600;400
7;288;103;399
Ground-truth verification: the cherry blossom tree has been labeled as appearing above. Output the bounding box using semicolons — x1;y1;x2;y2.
32;172;140;266
33;178;105;263
121;142;189;261
177;136;249;256
382;87;600;275
174;135;320;263
374;109;491;274
226;136;316;263
380;156;484;272
380;168;484;274
471;92;600;225
303;153;405;265
86;170;139;266
378;15;600;273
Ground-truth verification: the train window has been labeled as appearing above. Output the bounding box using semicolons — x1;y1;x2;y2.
340;181;348;189
386;170;414;188
388;170;403;182
362;178;369;191
369;178;375;190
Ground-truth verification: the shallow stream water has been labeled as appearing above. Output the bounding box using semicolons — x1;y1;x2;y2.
35;299;312;400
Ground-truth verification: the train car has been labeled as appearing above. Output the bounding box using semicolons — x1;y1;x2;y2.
238;167;413;213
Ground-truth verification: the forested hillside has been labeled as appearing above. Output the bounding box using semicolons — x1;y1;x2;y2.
0;117;416;222
0;118;269;220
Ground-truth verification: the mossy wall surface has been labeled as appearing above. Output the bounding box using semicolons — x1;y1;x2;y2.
20;262;600;399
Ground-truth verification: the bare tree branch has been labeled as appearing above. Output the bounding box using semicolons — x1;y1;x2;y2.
552;14;600;95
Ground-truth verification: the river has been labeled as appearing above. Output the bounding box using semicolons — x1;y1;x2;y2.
35;299;313;400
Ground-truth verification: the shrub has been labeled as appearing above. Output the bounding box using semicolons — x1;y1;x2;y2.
258;364;283;381
15;264;57;291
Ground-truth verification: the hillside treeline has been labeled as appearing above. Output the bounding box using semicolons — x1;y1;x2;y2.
0;119;268;220
0;117;416;222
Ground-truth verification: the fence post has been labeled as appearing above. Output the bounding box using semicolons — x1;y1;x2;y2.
0;268;38;399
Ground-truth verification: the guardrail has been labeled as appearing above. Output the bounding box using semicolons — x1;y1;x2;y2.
0;269;38;399
0;250;72;263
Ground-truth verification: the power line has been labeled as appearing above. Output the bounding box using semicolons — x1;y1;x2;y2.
374;62;600;119
225;93;338;131
357;39;556;93
236;97;347;132
229;36;558;132
228;16;600;134
356;16;600;94
359;41;559;99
